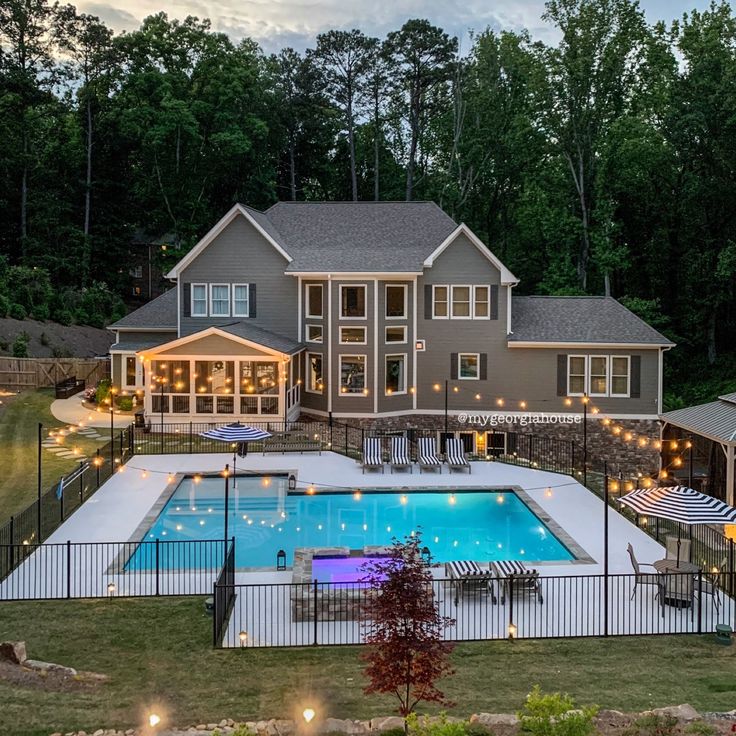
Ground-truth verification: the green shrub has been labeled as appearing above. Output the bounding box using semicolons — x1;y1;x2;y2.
96;378;112;405
684;723;716;736
518;686;597;736
407;713;468;736
9;303;27;320
117;395;134;411
55;309;74;326
0;339;8;352
0;294;10;317
623;714;678;736
380;729;408;736
51;345;73;358
39;332;50;347
12;332;30;358
31;303;50;321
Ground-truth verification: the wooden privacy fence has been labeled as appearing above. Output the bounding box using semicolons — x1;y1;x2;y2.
0;357;109;390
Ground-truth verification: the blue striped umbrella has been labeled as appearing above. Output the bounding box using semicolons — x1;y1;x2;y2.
200;422;271;443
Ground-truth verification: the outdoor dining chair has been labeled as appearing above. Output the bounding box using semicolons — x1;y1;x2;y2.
626;543;661;601
665;535;691;563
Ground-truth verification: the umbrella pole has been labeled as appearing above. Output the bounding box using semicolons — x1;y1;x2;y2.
233;449;237;490
677;530;681;568
224;463;230;548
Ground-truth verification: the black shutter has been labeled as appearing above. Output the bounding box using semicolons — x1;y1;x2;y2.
424;284;432;319
480;353;488;380
182;283;191;317
249;283;257;318
450;353;458;380
630;355;641;398
490;285;499;320
557;354;567;396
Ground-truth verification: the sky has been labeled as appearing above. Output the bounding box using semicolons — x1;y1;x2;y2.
78;0;713;53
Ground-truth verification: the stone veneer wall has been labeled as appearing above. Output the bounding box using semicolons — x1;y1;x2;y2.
299;412;661;476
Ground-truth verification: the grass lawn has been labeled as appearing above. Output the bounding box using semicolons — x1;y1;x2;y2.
0;389;118;519
1;597;736;736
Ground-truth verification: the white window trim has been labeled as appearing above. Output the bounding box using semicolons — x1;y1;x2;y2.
306;283;323;319
473;285;491;320
432;285;449;320
232;283;249;317
588;355;609;397
385;284;407;320
191;283;208;317
450;285;473;320
610;355;631;398
209;283;230;318
385;353;407;395
306;324;323;344
385;325;407;344
567;354;587;397
339;354;367;396
458;352;480;380
340;284;367;320
305;352;323;394
339;326;367;345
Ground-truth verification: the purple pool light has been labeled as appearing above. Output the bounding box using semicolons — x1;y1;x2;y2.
312;556;388;584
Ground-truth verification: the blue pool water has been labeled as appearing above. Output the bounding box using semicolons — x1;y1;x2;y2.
127;475;572;569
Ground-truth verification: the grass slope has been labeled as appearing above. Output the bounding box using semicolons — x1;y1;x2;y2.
1;597;735;736
0;389;115;519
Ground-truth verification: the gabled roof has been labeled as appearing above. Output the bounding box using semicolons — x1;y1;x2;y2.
508;296;674;346
661;396;736;446
108;289;178;330
266;201;459;273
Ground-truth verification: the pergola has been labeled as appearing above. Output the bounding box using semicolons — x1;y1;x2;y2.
659;392;736;507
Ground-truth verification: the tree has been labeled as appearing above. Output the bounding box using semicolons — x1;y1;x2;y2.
384;20;457;200
310;30;378;200
361;533;455;726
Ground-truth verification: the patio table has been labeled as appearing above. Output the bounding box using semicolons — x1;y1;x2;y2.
653;559;700;609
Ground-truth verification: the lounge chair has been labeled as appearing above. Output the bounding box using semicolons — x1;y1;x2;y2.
445;560;496;605
361;437;384;474
417;437;442;473
491;560;543;604
626;543;661;600
389;436;412;474
665;535;691;564
445;438;471;473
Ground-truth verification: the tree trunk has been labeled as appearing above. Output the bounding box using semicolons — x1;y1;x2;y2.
347;98;358;201
604;271;611;297
406;106;419;201
707;306;717;365
288;135;297;201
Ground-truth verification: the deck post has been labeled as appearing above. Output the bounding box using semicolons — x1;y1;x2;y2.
508;575;514;639
313;578;319;646
66;540;71;599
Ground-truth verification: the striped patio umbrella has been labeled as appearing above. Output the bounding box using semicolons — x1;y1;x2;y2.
619;485;736;564
200;422;271;461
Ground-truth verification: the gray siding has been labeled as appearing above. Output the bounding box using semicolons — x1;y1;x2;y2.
179;215;297;338
377;280;414;413
301;279;328;414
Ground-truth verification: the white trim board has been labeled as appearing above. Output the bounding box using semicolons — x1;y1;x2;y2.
508;341;673;349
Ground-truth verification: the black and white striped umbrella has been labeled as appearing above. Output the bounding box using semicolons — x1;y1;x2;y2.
200;422;271;443
618;485;736;525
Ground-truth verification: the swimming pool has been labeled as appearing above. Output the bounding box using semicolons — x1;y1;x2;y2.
127;475;573;569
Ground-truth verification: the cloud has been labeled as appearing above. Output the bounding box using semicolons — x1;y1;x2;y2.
78;2;141;31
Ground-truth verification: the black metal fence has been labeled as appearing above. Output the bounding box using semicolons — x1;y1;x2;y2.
216;571;736;648
0;538;227;601
213;538;236;646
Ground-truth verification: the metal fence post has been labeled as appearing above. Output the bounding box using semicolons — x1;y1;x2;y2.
60;484;65;522
66;540;71;599
189;421;193;454
508;575;514;639
697;570;702;635
313;578;319;646
730;539;734;597
155;539;160;596
79;461;84;504
212;582;218;648
95;449;101;488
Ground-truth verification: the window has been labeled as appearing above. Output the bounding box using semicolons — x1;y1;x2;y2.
567;356;586;396
240;361;278;395
385;326;407;344
306;324;323;343
385;354;406;395
340;285;366;318
192;284;207;316
432;285;449;318
152;360;190;393
129;265;143;279
340;326;366;344
339;355;366;394
125;356;138;387
589;356;609;396
611;356;631;397
210;284;230;317
458;353;479;380
385;285;407;318
306;284;323;318
195;360;234;395
306;353;323;394
232;284;249;317
473;286;490;318
451;286;471;318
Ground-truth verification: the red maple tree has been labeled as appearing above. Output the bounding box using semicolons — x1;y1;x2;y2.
360;533;456;725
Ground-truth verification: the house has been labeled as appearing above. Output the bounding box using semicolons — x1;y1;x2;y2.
108;202;673;456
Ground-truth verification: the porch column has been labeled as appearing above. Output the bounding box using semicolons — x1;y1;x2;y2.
726;444;735;507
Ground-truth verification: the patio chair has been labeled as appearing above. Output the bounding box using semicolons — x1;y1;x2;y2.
626;543;661;601
696;556;727;612
445;438;471;474
417;437;442;473
665;535;691;563
491;560;543;604
389;436;412;474
361;437;384;474
445;560;496;605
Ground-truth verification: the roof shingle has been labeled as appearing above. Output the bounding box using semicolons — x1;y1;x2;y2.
108;289;177;330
